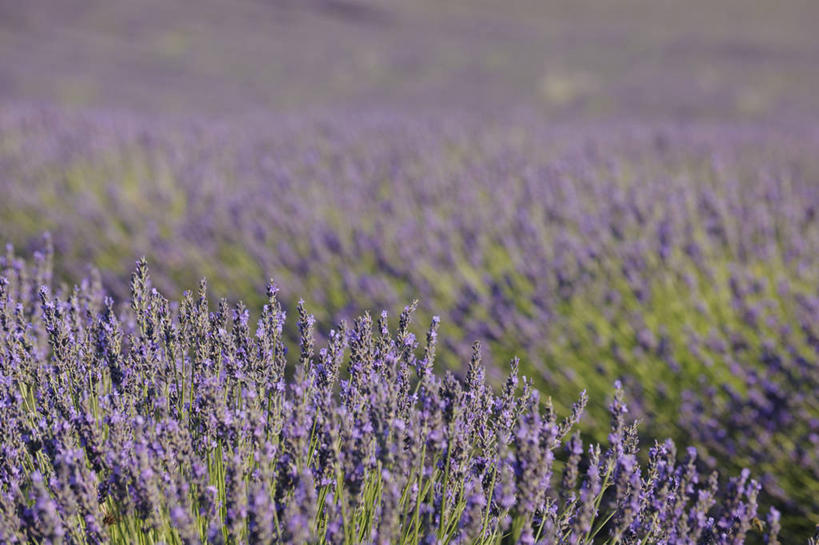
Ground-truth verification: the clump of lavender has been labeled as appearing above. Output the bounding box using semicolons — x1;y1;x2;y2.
0;254;782;544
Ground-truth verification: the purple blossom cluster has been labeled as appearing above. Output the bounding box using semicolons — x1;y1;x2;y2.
0;252;784;544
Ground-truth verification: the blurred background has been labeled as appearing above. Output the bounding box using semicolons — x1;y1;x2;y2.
1;0;818;120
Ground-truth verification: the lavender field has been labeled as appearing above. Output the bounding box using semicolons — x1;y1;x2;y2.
1;1;819;544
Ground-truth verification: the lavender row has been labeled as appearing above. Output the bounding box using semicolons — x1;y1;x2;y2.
1;253;787;544
1;106;819;536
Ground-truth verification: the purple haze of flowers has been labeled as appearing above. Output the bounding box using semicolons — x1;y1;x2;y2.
2;109;819;539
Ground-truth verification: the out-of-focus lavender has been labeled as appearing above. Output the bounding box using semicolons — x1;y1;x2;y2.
1;0;818;121
2;107;819;538
0;254;781;544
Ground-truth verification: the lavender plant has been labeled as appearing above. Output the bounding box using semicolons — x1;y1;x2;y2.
0;253;781;544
